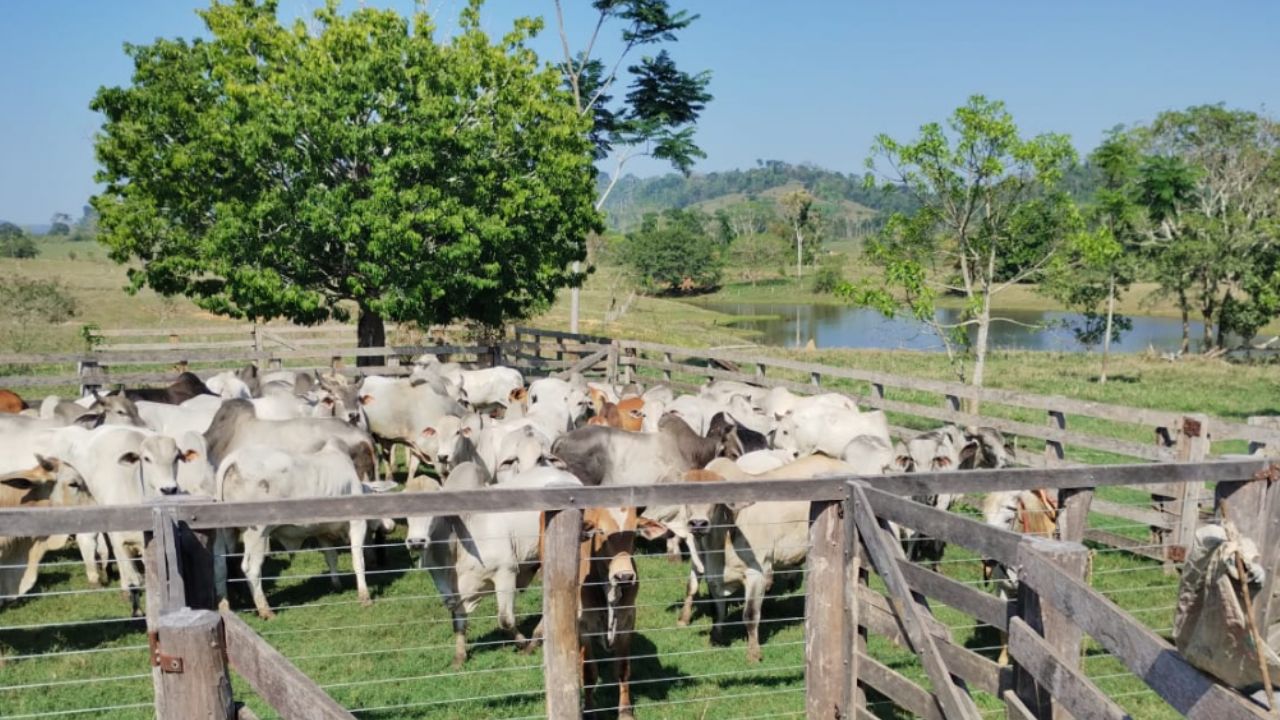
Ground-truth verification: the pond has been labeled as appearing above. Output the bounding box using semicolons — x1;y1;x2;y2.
695;301;1213;353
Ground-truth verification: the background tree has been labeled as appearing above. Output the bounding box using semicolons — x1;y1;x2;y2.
1042;130;1146;382
554;0;713;331
0;279;77;352
0;222;38;258
1138;106;1280;351
48;213;72;236
728;232;788;286
844;95;1078;392
92;0;601;363
780;188;818;278
621;208;721;293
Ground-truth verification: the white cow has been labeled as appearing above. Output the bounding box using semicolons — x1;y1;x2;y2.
405;462;581;667
772;407;890;459
213;439;379;619
762;387;859;420
359;376;465;480
700;380;769;407
205;371;253;400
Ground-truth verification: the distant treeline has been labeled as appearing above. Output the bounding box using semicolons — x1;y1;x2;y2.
599;159;1101;232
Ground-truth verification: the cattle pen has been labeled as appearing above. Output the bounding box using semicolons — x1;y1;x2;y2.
1;325;1279;719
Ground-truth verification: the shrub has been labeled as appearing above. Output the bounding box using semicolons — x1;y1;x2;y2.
622;210;722;294
811;255;845;293
0;279;78;352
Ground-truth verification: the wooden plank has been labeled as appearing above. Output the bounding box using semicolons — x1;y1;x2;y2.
898;557;1009;631
542;507;582;719
1090;499;1173;529
101;340;257;352
866;459;1265;496
222;611;356;720
861;484;1025;566
1014;537;1089;720
1056;487;1095;544
856;584;1005;696
805;499;852;717
850;483;983;720
0;477;852;544
154;609;235;720
1007;616;1131;720
857;651;945;720
1017;545;1272;719
1082;529;1166;562
1005;689;1038;720
553;349;608;380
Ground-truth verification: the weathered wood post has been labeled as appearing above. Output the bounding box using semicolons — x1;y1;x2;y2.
1013;537;1089;720
805;497;852;718
1171;415;1209;565
944;392;962;415
153;608;236;720
663;352;673;383
623;346;636;385
810;370;822;389
78;359;103;397
542;507;583;718
1215;462;1280;629
1044;410;1066;465
606;340;620;384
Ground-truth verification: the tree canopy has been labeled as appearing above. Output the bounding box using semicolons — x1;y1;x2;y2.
621;208;721;293
91;0;602;344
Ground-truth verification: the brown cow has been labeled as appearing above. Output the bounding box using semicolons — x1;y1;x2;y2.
587;397;646;432
0;389;28;414
1;459;92;603
575;507;664;720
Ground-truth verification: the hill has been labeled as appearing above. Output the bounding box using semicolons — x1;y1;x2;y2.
598;160;915;235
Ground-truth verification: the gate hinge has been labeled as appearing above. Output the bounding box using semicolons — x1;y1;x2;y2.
148;630;184;673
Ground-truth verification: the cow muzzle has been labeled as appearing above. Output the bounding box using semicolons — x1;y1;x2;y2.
688;518;710;536
159;486;180;496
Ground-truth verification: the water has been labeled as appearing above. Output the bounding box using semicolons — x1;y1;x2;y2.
696;301;1213;353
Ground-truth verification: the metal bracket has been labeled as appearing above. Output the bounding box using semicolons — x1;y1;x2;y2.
1166;544;1188;564
1253;463;1280;484
148;630;184;674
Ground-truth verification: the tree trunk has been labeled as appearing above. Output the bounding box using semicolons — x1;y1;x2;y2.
970;292;992;414
795;229;804;280
1201;307;1215;353
1178;288;1190;355
356;306;386;368
1100;274;1115;385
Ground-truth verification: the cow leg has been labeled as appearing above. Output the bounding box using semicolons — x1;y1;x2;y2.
452;610;468;669
348;521;371;607
319;545;343;589
75;533;103;587
678;568;698;627
710;586;728;646
17;538;50;597
581;642;598;713
241;526;276;619
744;570;765;664
95;534;112;582
213;528;233;611
494;570;529;651
617;645;635;720
109;533;144;617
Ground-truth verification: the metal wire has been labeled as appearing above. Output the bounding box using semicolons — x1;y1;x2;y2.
0;702;154;720
0;673;150;693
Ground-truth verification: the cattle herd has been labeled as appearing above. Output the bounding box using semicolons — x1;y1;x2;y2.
0;355;1056;719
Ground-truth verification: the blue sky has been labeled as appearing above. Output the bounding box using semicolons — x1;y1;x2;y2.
1;1;1277;225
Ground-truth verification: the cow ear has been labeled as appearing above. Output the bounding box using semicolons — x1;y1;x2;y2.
933;455;952;469
1004;441;1016;459
893;455;913;472
421;427;437;438
959;440;980;466
181;449;200;463
0;476;40;490
541;455;568;470
637;518;670;541
118;452;141;466
73;412;104;429
460;426;473;437
36;455;59;473
580;518;600;542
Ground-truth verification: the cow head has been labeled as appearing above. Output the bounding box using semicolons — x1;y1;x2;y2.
85;393;145;428
960;426;1016;469
314;371;366;427
0;457;92;507
126;434;195;496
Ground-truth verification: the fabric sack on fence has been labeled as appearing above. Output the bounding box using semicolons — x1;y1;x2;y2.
1174;521;1280;689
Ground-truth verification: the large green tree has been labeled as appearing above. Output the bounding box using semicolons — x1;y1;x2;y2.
1137;106;1280;351
91;0;601;359
844;95;1079;394
554;0;712;330
621;208;721;293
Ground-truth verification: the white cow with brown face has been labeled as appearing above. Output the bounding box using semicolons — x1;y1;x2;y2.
0;459;93;604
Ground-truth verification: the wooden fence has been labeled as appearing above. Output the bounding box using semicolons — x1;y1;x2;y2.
2;459;1277;718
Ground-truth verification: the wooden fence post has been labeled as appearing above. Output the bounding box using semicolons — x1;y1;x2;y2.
606;341;620;384
1171;415;1209;568
944;393;962;415
663;352;672;383
1013;537;1089;720
810;371;822;388
805;498;852;718
542;507;583;718
78;359;103;397
755;363;766;383
1044;410;1066;465
622;346;635;385
153;608;236;720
